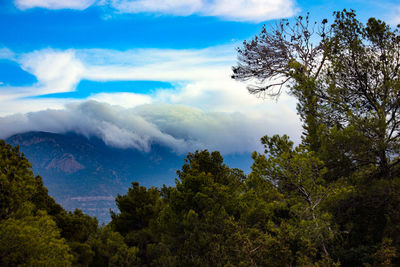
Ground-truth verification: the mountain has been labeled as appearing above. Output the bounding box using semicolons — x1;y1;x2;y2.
6;132;183;222
6;132;252;223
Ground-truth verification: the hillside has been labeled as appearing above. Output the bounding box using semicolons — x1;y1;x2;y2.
6;132;252;222
6;132;183;222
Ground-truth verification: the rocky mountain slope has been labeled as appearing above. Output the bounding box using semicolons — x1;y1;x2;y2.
6;132;252;223
6;132;184;222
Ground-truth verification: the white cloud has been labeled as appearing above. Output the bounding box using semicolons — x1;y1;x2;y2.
0;98;74;116
110;0;203;16
20;49;85;94
14;0;96;10
0;48;15;60
0;49;86;101
78;46;235;82
7;46;296;113
111;0;298;22
0;101;301;154
14;0;297;22
388;6;400;26
204;0;298;22
0;46;302;154
89;92;153;108
0;46;236;100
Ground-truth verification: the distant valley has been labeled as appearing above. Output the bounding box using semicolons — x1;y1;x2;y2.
6;132;252;223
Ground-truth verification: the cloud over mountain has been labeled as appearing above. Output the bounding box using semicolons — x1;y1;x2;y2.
0;45;301;154
0;100;301;154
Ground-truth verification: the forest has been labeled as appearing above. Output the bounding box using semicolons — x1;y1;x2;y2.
1;10;400;266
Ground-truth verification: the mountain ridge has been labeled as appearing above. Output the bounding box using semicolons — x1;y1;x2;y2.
6;131;252;223
6;131;184;222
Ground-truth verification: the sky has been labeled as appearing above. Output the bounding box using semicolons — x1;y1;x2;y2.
0;0;399;155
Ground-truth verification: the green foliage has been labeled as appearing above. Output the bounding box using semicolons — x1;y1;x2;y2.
371;238;397;266
111;182;162;236
53;209;98;265
232;9;400;266
251;135;345;264
0;140;38;219
151;151;246;265
110;150;341;266
89;226;140;266
0;210;73;266
56;209;98;243
0;139;100;266
321;11;400;178
2;9;400;267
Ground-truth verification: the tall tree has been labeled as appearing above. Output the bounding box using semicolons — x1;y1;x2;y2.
154;150;245;266
232;13;330;151
233;10;400;266
322;11;400;178
250;134;344;263
233;10;400;179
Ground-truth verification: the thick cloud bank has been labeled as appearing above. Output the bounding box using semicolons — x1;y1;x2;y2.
0;47;302;154
0;101;300;154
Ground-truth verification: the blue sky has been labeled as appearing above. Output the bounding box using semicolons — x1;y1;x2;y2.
0;0;399;154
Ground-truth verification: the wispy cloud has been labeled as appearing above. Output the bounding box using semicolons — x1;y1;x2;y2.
0;46;293;113
1;46;239;99
14;0;96;10
14;0;298;22
0;49;85;103
204;0;298;22
110;0;204;16
0;48;15;60
20;49;84;94
388;5;400;25
0;46;301;153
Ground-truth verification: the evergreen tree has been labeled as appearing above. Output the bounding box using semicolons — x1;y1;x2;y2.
233;9;400;266
0;210;73;266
